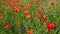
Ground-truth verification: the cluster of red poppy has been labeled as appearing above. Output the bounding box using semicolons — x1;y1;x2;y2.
46;22;58;31
0;0;59;34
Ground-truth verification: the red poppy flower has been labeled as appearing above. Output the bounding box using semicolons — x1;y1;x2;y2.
37;13;41;19
46;22;54;31
6;2;10;6
16;20;20;25
43;14;48;21
27;30;34;34
14;7;20;13
5;24;12;29
0;10;3;13
40;7;44;11
26;15;31;19
53;22;58;27
51;1;56;6
25;5;30;9
35;0;38;3
43;17;48;21
24;10;29;15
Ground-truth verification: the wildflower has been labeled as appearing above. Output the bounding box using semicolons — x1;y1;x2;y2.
35;0;38;3
53;22;58;27
24;10;29;15
6;2;10;6
37;13;41;19
43;17;48;21
16;20;20;24
46;22;54;31
26;15;31;19
0;10;2;13
43;14;48;21
5;24;12;29
14;7;20;13
51;1;56;6
27;30;34;34
40;7;44;11
25;5;30;9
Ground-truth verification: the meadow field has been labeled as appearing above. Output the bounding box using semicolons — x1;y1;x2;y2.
0;0;60;34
